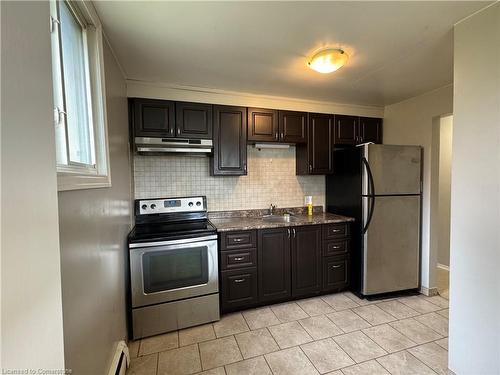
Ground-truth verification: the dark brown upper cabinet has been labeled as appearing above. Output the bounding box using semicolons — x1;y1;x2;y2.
258;228;291;303
133;98;176;138
211;105;247;176
291;226;322;297
334;115;383;145
359;117;383;144
175;101;213;139
278;110;307;143
334;115;358;145
296;113;334;175
247;108;279;142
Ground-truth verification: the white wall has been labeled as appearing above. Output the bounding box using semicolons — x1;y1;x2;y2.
438;115;453;267
383;85;453;292
1;1;65;370
449;3;500;374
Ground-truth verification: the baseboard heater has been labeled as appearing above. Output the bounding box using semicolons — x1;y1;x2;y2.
108;340;130;375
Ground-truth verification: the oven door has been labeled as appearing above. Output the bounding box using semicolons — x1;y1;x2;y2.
130;236;218;308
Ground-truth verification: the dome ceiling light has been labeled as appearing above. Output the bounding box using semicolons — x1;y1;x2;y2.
307;48;349;74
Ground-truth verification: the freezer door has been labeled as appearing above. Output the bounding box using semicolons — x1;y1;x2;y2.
363;145;422;195
362;195;420;295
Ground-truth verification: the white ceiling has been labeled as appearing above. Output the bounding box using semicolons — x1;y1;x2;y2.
94;1;490;107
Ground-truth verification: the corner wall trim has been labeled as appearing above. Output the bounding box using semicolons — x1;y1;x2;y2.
126;79;385;118
420;286;439;296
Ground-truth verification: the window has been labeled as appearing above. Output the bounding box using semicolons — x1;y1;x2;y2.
50;0;110;190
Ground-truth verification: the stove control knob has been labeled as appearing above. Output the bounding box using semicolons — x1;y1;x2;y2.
141;204;147;210
196;201;202;206
150;204;156;209
188;202;194;207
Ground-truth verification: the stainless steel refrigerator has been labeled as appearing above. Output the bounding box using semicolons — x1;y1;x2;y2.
326;144;422;297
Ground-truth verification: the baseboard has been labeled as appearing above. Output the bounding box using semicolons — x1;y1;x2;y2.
107;340;130;375
437;263;450;271
420;286;439;296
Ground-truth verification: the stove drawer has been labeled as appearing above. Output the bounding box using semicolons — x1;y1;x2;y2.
221;248;257;270
221;230;257;250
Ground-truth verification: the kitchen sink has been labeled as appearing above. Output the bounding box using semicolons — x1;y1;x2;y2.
262;214;298;223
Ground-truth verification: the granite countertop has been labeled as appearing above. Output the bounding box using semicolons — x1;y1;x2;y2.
209;206;354;232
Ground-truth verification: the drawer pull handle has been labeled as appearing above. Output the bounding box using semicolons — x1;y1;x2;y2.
331;229;342;233
233;238;243;242
233;257;245;261
332;245;341;249
234;278;246;283
332;265;342;269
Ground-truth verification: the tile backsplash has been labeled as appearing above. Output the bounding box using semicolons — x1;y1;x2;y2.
133;146;325;211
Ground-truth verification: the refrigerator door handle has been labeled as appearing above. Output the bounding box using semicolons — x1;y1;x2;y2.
362;157;376;196
362;157;376;234
362;195;376;234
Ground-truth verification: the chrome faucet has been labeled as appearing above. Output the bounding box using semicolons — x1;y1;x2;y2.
269;204;277;215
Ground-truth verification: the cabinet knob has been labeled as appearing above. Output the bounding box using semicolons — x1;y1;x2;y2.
332;265;342;269
234;278;246;283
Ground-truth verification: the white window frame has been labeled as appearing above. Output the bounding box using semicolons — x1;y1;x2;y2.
50;0;111;191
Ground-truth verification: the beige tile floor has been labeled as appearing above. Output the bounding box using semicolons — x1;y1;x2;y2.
127;292;450;375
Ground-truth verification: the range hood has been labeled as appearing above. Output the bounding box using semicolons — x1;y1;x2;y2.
135;137;213;154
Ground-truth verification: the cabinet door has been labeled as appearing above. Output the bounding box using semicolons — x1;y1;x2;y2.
133;98;175;137
279;111;307;143
247;108;279;142
212;106;247;176
291;226;322;297
359;117;383;144
323;256;349;291
258;228;291;303
221;268;258;311
308;113;334;174
176;102;213;139
334;115;358;145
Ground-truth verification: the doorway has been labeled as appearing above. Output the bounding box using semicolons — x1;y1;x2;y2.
430;114;453;298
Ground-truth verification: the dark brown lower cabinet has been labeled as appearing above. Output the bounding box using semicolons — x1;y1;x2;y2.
323;256;349;291
219;224;351;313
221;267;258;311
258;228;291;303
291;226;322;297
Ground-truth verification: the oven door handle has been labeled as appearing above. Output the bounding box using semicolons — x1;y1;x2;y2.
129;235;218;249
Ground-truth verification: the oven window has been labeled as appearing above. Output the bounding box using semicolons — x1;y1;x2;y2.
142;246;209;294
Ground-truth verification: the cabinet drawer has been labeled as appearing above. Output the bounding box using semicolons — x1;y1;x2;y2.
221;248;257;270
221;268;258;311
323;239;350;257
323;256;349;291
323;223;349;240
221;230;256;250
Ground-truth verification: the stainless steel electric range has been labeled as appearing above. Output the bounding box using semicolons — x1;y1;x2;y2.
128;196;219;340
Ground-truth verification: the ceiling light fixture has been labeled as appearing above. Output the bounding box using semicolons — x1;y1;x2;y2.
307;48;349;74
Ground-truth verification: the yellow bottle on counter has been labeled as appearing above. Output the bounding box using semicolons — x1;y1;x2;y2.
305;195;313;216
